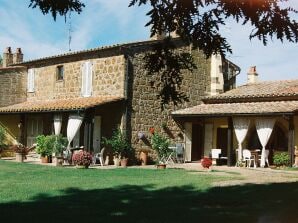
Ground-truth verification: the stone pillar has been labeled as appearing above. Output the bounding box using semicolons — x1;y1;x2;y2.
288;116;295;166
13;48;23;64
2;47;13;67
227;117;233;166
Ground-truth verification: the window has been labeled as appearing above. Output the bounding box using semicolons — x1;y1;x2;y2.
56;65;64;81
81;61;93;97
27;68;35;92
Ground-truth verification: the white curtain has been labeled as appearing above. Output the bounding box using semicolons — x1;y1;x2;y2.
67;114;84;148
255;118;275;167
233;118;250;161
53;114;62;135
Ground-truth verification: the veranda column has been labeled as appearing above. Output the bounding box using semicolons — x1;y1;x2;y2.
288;116;295;166
227;117;233;166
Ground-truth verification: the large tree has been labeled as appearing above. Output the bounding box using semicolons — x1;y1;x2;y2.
29;0;298;106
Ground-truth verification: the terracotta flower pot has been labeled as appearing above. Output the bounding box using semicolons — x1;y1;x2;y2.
121;158;128;167
40;156;48;163
157;164;166;169
140;151;148;166
15;153;24;162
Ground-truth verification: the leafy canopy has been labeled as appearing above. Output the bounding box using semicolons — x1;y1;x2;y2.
28;0;298;106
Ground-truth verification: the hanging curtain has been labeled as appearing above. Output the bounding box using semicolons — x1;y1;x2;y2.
67;114;84;149
233;118;250;161
255;118;275;167
53;114;62;135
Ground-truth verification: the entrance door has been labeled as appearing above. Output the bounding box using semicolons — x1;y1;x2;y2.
27;116;43;147
217;128;228;157
191;124;204;161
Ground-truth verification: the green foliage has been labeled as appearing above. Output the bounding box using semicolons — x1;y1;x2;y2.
29;0;85;20
47;135;68;155
0;126;6;148
151;132;170;162
273;152;291;167
102;128;132;158
36;134;67;157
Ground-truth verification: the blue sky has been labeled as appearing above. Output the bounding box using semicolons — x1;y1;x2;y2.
0;0;297;85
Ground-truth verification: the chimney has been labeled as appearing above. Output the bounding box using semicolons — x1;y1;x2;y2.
247;66;258;84
2;47;13;68
150;31;166;41
13;48;23;64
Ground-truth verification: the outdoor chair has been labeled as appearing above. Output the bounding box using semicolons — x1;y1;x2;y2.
243;149;256;168
211;149;227;165
93;147;106;166
175;143;185;163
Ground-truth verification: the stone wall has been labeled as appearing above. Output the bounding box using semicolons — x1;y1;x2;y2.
128;46;211;153
0;67;27;107
27;55;125;101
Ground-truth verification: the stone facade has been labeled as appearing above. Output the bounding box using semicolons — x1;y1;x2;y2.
127;45;211;152
0;67;26;107
27;55;125;101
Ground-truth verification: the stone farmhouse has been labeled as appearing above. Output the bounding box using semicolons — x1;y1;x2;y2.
0;38;240;160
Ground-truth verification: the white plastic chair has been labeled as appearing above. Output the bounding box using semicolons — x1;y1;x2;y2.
93;147;106;166
211;149;221;159
175;143;185;163
243;149;256;168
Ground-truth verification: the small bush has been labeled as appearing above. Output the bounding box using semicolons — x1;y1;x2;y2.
201;157;212;169
72;150;93;167
273;152;290;167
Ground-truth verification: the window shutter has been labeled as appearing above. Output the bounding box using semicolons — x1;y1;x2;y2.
27;69;35;92
81;61;93;97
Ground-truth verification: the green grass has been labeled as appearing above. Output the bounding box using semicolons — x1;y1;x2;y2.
0;160;298;223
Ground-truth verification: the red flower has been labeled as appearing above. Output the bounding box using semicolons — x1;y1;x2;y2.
72;150;93;167
201;157;212;169
149;127;155;135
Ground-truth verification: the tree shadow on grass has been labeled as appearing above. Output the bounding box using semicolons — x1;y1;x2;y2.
1;182;298;223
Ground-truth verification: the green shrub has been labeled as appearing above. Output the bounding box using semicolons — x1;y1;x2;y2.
151;132;170;163
273;152;290;167
102;128;132;158
0;126;6;148
36;134;68;157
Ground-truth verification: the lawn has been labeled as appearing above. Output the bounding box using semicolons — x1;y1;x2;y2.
1;161;298;223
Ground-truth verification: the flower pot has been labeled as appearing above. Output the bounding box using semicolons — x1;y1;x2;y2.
157;164;166;169
40;156;48;163
113;157;121;166
76;165;89;169
54;156;64;166
121;158;128;167
15;153;24;162
140;151;148;166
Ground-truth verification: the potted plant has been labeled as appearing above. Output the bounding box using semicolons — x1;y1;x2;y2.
10;144;29;162
45;134;68;166
102;128;132;167
36;135;53;163
151;132;170;168
201;157;212;169
72;150;93;168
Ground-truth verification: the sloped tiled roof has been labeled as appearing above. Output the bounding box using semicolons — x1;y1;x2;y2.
204;79;298;103
173;79;298;117
0;96;123;113
172;101;298;116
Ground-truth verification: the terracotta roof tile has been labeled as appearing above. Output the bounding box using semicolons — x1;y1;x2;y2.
205;79;298;102
172;101;298;116
0;96;124;113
